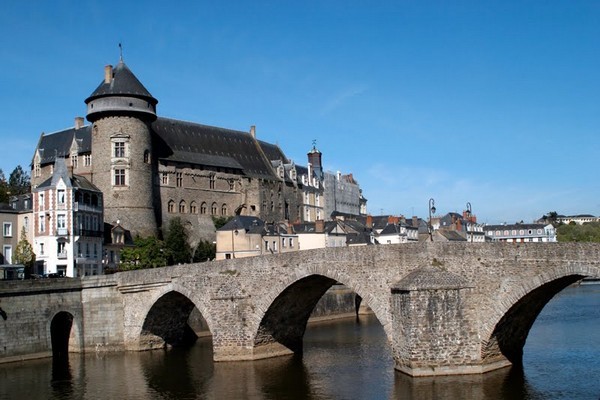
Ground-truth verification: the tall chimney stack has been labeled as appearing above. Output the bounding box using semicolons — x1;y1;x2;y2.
74;117;84;130
250;125;256;139
104;65;113;84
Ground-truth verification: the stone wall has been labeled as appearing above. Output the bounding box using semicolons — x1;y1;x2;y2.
1;242;599;376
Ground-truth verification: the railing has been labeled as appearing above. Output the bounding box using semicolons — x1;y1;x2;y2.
56;228;69;236
74;202;102;212
57;251;68;259
74;229;104;238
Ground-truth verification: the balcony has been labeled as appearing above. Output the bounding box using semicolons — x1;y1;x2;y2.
57;251;68;260
56;228;69;236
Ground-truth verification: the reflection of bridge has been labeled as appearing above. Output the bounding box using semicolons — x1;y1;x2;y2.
1;242;599;376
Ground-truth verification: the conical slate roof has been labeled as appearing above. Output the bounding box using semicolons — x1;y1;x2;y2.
85;61;157;105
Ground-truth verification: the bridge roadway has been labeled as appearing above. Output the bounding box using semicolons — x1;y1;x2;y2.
1;242;599;376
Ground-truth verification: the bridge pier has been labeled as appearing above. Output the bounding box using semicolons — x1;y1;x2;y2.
390;267;509;376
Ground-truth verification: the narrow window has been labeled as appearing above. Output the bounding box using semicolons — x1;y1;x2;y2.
176;172;183;187
167;200;175;213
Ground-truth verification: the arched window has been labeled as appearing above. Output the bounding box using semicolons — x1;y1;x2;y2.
167;200;175;213
190;201;197;214
200;202;207;215
211;202;217;215
221;204;227;216
179;200;186;213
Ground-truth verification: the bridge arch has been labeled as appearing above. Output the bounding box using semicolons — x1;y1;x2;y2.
249;264;393;358
48;310;82;358
132;283;214;350
481;263;600;366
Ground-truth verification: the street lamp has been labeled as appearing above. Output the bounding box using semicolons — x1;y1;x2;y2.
428;198;436;241
465;202;472;242
231;228;239;259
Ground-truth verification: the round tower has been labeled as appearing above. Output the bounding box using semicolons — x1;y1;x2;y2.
85;61;159;237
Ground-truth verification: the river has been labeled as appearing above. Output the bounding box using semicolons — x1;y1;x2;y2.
0;284;598;399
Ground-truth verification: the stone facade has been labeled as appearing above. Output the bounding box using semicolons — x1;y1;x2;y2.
1;242;599;376
30;61;365;244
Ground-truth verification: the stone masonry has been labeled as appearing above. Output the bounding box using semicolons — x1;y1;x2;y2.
1;242;599;376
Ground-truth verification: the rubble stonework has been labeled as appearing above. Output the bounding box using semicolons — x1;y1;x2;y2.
1;242;599;375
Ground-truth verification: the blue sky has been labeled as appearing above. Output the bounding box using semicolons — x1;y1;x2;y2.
1;1;599;224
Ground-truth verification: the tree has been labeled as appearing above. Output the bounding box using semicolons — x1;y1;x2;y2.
120;236;168;270
192;240;216;262
164;217;192;265
557;222;600;242
13;228;35;276
0;169;7;204
8;165;30;196
212;216;233;230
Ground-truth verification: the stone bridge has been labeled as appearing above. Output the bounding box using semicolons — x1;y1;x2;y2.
1;242;599;376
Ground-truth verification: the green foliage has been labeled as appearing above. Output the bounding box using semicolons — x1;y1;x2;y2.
192;240;216;262
120;236;167;270
212;216;233;230
8;165;30;196
164;217;192;265
557;222;600;242
13;228;35;276
0;166;30;204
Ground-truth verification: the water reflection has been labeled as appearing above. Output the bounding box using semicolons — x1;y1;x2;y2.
50;356;73;398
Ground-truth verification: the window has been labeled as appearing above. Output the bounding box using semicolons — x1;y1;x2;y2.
114;142;125;158
190;201;197;214
3;245;12;264
179;200;186;213
34;163;41;177
39;216;45;233
167;200;175;213
221;204;227;216
39;193;44;211
176;172;183;187
143;150;150;164
24;216;29;233
57;215;66;233
229;180;234;191
40;243;44;255
211;202;217;215
94;243;98;258
289;238;294;247
209;175;216;189
3;222;12;237
72;155;78;168
57;189;66;205
84;154;92;166
161;172;168;185
200;202;207;215
114;169;126;186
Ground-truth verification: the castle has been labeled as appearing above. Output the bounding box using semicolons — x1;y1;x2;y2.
31;59;367;245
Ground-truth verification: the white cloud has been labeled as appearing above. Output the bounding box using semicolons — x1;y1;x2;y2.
320;84;369;116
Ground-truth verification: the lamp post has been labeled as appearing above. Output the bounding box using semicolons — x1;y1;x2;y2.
428;198;436;241
465;202;472;242
231;228;239;259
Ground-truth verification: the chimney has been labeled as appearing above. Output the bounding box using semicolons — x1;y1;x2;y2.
366;215;373;228
250;125;256;139
412;216;419;228
104;65;113;84
388;215;399;225
315;219;325;233
74;117;84;130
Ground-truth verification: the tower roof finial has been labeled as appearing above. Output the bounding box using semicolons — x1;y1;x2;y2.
119;42;123;63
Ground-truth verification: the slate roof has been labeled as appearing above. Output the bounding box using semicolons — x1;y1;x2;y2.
484;223;550;232
152;118;276;179
86;61;157;104
35;126;91;165
218;215;265;234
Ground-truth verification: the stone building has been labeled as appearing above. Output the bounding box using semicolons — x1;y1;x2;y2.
30;59;366;244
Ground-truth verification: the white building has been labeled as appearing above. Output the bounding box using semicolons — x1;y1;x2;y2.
33;158;104;277
484;223;556;243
